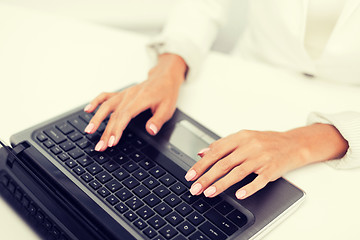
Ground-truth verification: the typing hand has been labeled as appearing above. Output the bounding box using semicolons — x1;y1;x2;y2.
185;124;348;199
84;54;187;152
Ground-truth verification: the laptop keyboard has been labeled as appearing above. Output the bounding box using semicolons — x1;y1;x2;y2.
34;111;252;240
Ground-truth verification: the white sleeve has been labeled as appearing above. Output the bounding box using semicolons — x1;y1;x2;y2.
147;0;230;80
307;111;360;169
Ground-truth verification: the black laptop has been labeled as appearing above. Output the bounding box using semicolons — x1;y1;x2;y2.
0;100;305;240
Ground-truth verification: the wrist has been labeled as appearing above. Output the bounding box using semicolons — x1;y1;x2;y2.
286;123;349;166
149;53;188;85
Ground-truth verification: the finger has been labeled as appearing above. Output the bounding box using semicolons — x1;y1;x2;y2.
202;162;256;198
97;96;152;151
235;173;271;200
85;100;116;135
96;109;132;151
145;102;176;135
190;151;248;196
185;138;238;183
84;92;115;113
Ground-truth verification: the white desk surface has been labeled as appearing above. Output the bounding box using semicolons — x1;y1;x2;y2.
1;3;360;240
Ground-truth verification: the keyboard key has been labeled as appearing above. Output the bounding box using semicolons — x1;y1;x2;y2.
89;180;101;190
227;210;248;228
165;211;183;226
58;153;70;162
199;221;226;240
193;200;210;214
133;169;149;181
133;185;150;198
95;172;113;184
76;138;90;149
73;166;85;175
204;209;238;236
68;148;84;159
51;146;62;155
97;187;111;198
123;161;139;173
154;185;171;198
105;179;123;192
77;156;94;167
93;154;110;165
160;174;176;187
81;173;93;183
139;159;155;170
68;131;83;142
115;202;128;214
106;195;120;206
115;188;133;201
57;123;75;135
113;153;130;163
164;194;181;207
189;231;210;240
84;146;97;156
44;127;67;144
136;205;155;220
214;201;234;215
143;177;160;190
143;227;157;239
170;182;187;195
134;219;147;230
123;177;140;189
65;160;78;168
86;132;101;142
124;210;138;222
113;168;130;181
149;166;166;178
60;141;76;152
79;112;93;123
86;163;103;175
159;225;178;239
181;193;199;204
175;202;193;217
129;151;145;162
154;202;172;217
143;194;161;208
187;212;205;226
103;161;120;172
36;132;48;142
68;117;87;133
148;215;166;230
43;140;55;148
126;197;144;211
177;221;195;236
118;144;135;155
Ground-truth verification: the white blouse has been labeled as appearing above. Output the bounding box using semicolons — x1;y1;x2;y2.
147;0;360;169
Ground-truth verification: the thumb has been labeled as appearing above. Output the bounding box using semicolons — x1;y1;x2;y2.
146;104;175;136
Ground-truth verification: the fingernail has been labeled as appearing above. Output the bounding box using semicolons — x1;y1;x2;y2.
84;104;92;112
185;169;197;181
197;148;210;157
204;186;217;198
108;136;115;147
149;123;158;135
95;140;104;151
236;189;247;199
84;123;94;133
190;183;202;195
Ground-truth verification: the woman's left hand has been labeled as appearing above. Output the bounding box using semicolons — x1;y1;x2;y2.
184;123;348;199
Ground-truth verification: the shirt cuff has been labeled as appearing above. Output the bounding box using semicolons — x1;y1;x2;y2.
146;34;206;82
307;111;360;169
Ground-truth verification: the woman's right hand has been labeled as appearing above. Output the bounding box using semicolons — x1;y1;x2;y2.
83;53;188;152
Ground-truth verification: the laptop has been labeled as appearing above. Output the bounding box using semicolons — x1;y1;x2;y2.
0;93;305;240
